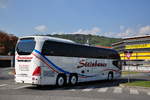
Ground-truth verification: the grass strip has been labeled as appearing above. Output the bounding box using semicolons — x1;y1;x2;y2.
122;71;141;75
123;81;150;88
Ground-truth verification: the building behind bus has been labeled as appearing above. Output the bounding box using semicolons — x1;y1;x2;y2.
112;35;150;72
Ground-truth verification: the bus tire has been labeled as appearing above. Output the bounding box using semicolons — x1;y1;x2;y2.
108;72;113;81
69;74;78;86
56;74;66;87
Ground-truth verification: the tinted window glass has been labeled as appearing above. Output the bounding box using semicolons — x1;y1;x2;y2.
42;41;68;56
42;40;120;59
16;39;35;55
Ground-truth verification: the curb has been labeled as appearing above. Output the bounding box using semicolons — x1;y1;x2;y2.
8;71;15;75
119;84;150;91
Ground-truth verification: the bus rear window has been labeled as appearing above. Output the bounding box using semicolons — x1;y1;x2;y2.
16;39;35;55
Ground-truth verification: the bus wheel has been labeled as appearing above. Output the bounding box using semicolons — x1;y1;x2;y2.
69;74;78;86
108;72;113;81
56;75;66;87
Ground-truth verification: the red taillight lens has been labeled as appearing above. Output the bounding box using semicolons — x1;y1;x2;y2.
32;67;41;76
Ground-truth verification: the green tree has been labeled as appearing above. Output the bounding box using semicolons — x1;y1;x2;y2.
0;31;18;55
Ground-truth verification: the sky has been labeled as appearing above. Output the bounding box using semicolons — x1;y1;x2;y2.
0;0;150;38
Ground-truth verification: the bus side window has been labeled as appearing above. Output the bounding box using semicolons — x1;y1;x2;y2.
42;41;55;55
42;40;74;57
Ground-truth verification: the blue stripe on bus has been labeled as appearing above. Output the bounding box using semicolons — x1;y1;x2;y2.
34;49;70;74
33;49;96;77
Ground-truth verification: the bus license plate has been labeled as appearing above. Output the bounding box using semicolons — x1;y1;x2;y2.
19;65;29;71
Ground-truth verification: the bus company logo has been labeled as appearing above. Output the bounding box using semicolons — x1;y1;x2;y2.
77;59;107;68
17;56;33;60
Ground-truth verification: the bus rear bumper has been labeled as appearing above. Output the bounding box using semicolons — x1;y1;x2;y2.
15;75;40;85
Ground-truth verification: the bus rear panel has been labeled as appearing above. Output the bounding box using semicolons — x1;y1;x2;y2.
15;38;42;84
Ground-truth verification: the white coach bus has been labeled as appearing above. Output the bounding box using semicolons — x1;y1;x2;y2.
15;36;121;86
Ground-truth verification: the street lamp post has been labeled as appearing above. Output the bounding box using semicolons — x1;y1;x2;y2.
124;51;133;83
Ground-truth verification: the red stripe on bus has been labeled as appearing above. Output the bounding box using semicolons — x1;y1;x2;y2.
32;53;59;73
79;76;88;78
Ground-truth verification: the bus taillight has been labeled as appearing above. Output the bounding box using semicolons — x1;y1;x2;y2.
32;67;41;76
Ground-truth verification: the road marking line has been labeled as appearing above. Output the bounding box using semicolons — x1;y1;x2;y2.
97;88;108;93
67;86;84;91
0;84;8;87
68;89;76;91
147;92;150;96
130;89;139;95
13;85;32;89
82;88;93;92
113;87;122;94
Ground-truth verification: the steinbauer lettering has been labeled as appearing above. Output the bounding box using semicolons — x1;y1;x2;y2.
17;56;33;60
77;60;107;68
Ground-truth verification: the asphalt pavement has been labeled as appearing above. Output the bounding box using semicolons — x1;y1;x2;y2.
0;67;150;100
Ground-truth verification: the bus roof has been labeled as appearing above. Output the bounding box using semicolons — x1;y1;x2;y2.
19;36;120;59
19;36;119;55
19;36;76;44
